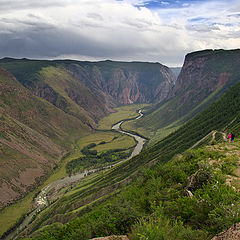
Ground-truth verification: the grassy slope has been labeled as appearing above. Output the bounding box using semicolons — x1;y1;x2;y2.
39;65;114;124
20;78;240;239
0;68;92;235
129;49;240;144
0;67;90;147
0;59;108;127
39;66;94;124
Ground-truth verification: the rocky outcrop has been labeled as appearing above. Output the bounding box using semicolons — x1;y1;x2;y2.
136;49;240;137
170;50;237;102
212;223;240;240
32;83;68;111
186;168;213;191
172;49;240;99
168;50;240;122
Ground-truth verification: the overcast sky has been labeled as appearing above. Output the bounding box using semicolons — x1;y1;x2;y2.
0;0;239;66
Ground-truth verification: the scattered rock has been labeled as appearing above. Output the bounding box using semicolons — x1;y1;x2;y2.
90;235;129;240
186;168;213;191
184;189;194;198
212;223;240;240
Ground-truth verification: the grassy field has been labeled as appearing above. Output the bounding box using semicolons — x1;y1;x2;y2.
97;104;149;130
73;131;135;156
121;119;149;138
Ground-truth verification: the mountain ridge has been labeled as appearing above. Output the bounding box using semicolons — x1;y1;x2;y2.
127;49;240;143
2;49;240;239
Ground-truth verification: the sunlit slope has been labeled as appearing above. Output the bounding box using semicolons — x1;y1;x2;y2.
132;49;240;142
0;59;110;127
145;80;240;164
0;67;90;209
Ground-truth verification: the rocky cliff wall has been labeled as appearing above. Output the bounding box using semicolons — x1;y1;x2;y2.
64;61;176;106
133;49;240;141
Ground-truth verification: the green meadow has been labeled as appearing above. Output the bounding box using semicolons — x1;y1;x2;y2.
97;104;149;130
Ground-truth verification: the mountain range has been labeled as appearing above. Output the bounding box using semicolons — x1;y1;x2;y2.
1;49;240;240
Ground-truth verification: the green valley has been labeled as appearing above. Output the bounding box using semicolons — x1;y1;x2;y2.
1;49;240;240
15;78;240;240
0;104;140;237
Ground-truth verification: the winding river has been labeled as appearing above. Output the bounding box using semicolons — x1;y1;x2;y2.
3;109;146;240
112;109;146;160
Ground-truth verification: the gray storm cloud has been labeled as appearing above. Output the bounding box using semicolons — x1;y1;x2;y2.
0;0;239;66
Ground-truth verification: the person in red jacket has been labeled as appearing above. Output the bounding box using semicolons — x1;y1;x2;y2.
228;133;232;143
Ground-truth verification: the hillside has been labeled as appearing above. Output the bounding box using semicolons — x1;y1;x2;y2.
0;67;91;209
128;49;240;142
14;72;240;239
0;58;176;126
0;58;176;237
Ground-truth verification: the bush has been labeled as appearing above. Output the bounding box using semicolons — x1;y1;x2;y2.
132;203;207;240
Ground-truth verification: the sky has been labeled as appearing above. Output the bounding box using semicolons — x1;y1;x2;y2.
0;0;240;66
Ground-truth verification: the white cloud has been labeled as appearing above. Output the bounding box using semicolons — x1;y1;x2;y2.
161;1;169;5
0;0;239;66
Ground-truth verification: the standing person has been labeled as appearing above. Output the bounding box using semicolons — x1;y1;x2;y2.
228;133;232;143
231;133;235;142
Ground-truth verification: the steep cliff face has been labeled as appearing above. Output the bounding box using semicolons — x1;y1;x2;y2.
63;60;176;105
133;49;240;141
170;49;239;101
166;49;240;121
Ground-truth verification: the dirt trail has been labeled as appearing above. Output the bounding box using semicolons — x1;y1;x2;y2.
224;143;240;191
190;130;226;149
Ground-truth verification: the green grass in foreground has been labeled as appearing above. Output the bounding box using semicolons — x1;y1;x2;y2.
23;143;240;240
